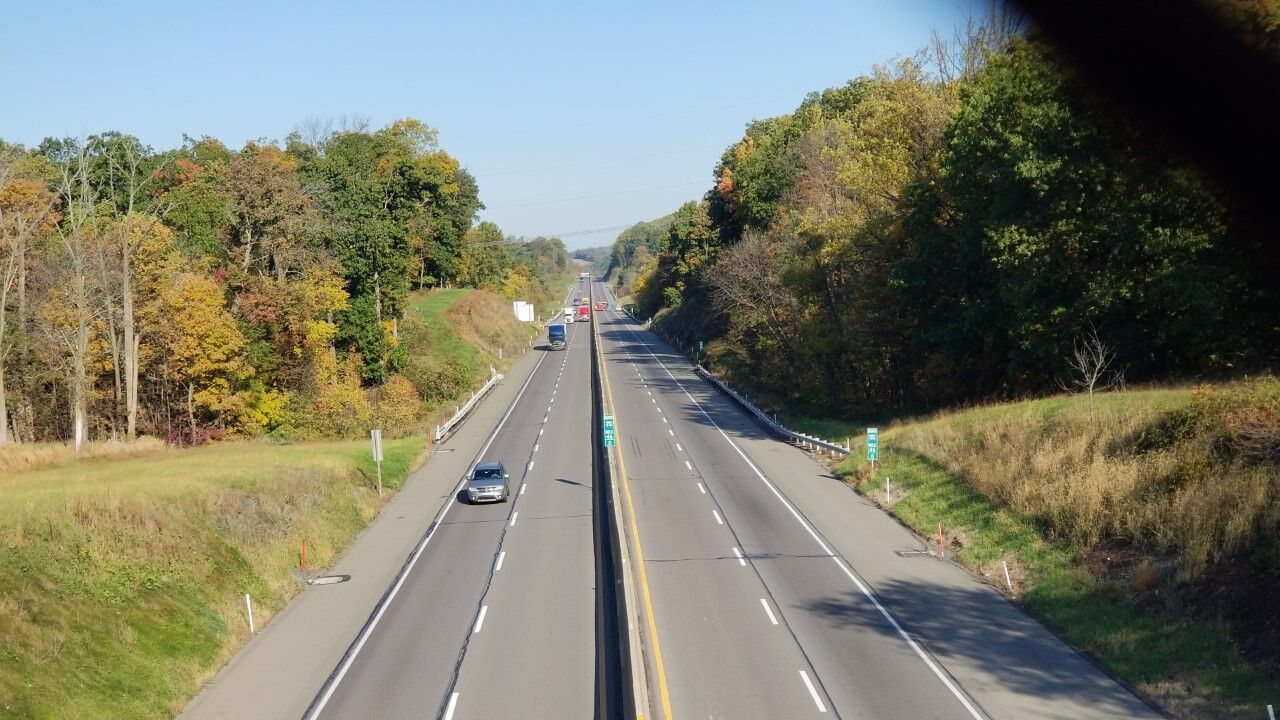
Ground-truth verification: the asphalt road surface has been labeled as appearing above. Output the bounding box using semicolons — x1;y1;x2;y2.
310;296;597;720
591;278;1160;720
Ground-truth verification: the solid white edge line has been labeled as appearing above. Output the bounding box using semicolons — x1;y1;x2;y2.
712;509;724;525
799;670;828;713
495;551;506;571
509;511;519;527
732;547;746;566
442;692;460;720
760;598;779;625
303;344;550;720
473;605;488;633
622;325;986;720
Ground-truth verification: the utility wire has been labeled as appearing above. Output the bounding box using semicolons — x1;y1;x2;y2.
473;145;721;178
486;180;707;210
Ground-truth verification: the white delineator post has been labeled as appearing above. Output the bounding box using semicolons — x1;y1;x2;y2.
371;428;384;496
244;593;255;634
1002;560;1014;595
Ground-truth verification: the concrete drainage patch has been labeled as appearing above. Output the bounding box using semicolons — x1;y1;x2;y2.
308;574;351;586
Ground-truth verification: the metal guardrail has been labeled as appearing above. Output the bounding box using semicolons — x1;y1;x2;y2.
434;366;504;442
693;365;852;457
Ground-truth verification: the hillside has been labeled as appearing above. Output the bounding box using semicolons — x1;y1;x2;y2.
832;378;1280;719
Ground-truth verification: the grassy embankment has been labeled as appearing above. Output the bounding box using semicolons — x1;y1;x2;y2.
402;287;540;428
0;287;532;720
818;379;1279;720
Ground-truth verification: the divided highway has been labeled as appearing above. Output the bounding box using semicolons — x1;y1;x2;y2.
307;291;598;720
188;273;1160;720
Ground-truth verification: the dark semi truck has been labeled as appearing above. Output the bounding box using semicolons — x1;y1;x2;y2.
547;323;567;350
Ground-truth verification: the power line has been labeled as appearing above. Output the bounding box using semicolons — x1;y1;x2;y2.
536;224;636;238
473;145;722;178
486;180;707;210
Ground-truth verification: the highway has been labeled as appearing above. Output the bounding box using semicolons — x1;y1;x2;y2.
188;273;1163;720
307;288;598;720
591;278;1161;720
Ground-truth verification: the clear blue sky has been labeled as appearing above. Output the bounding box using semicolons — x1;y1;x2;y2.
1;0;977;249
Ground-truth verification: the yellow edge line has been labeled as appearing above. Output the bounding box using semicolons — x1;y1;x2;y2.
594;290;674;720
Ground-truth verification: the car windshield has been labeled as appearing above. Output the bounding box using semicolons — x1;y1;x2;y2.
472;467;503;481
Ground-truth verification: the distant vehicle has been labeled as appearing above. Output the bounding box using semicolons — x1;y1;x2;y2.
547;323;567;350
563;306;573;317
594;301;606;311
577;305;590;323
466;461;510;503
579;271;589;279
573;296;581;304
565;315;574;323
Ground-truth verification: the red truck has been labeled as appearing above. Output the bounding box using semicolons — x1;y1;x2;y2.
576;305;590;323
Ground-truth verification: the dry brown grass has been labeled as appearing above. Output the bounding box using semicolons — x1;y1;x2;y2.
0;436;167;475
889;379;1280;577
445;290;530;356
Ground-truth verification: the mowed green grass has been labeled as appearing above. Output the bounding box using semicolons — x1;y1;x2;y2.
834;381;1279;719
407;288;484;376
0;436;421;720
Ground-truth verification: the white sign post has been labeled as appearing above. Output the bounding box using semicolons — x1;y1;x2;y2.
371;428;384;496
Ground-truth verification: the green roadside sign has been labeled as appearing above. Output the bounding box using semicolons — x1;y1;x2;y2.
603;415;616;447
866;427;878;462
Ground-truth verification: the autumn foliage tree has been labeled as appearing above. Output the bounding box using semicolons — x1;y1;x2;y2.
0;117;552;446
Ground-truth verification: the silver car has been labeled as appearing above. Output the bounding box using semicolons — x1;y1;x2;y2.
466;461;510;503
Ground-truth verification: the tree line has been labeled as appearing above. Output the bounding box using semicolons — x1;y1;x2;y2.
613;18;1279;417
0;118;568;446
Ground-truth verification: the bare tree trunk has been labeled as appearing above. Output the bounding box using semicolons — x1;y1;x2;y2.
127;331;139;438
0;259;13;445
122;242;138;439
72;260;90;453
242;227;254;271
186;382;196;442
0;365;8;445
